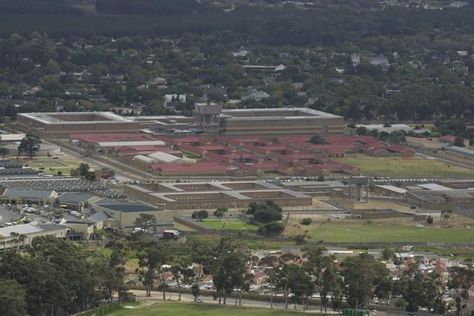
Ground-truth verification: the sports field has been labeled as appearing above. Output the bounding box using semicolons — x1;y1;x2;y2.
105;302;302;316
22;157;82;176
201;219;258;231
335;154;474;178
286;221;474;243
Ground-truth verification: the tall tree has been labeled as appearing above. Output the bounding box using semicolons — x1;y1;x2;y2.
0;278;27;316
17;134;40;158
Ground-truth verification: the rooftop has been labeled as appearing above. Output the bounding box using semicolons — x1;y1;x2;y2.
19;111;133;125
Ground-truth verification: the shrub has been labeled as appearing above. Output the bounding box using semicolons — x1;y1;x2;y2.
426;216;433;224
300;218;312;225
258;222;285;236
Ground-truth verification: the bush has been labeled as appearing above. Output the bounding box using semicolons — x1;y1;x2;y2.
310;134;326;144
426;216;433;224
258;222;285;236
247;201;283;223
294;234;306;245
300;218;312;225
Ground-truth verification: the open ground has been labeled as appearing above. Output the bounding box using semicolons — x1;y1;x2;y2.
285;216;474;243
200;219;259;231
335;154;474;177
104;302;303;316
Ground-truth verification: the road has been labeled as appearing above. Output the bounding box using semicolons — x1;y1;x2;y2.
416;151;474;170
42;139;151;181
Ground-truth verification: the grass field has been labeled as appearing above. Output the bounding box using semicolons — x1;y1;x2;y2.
286;221;474;243
335;154;474;177
201;219;258;231
21;157;82;176
106;302;302;316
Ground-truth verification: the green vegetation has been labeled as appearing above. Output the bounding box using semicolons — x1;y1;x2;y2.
335;155;474;178
105;302;302;316
201;219;258;231
25;157;83;176
289;221;474;243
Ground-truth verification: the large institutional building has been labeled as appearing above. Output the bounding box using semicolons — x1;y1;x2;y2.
124;180;313;210
17;106;344;137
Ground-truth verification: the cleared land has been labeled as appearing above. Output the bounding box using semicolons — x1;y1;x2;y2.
106;302;302;316
285;220;474;243
335;154;474;177
201;219;258;231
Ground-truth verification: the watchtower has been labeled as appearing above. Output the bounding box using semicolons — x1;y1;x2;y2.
193;102;223;134
349;176;369;202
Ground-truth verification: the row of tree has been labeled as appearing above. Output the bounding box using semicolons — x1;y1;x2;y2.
0;232;472;315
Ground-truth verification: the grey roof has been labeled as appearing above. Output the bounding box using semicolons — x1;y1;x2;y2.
37;224;69;231
59;192;95;204
0;224;42;237
94;199;156;213
66;218;95;225
88;211;109;223
2;188;56;199
449;146;474;157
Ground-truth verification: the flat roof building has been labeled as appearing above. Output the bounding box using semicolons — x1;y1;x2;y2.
194;106;345;135
124;180;313;211
17;112;145;137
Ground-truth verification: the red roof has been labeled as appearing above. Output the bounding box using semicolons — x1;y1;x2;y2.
150;162;228;174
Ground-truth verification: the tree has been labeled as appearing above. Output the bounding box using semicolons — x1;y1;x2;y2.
381;248;395;261
0;278;27;316
258;222;285;236
342;253;389;309
248;201;283;224
213;207;227;227
211;237;247;305
191;283;200;302
17;134;40;158
310;134;327;144
301;218;312;225
134;213;157;230
192;210;208;221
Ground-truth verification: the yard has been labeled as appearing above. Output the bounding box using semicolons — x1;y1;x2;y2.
105;302;302;316
285;220;474;243
21;157;83;176
335;154;474;178
201;219;259;231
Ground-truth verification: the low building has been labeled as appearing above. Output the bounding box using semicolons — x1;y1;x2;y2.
58;192;100;211
92;199;173;228
0;223;69;250
0;188;58;205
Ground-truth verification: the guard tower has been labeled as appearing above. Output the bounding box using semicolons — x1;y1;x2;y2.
193;102;223;134
349;176;369;202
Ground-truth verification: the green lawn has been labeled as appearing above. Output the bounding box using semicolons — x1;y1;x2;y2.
292;222;474;243
21;157;82;176
201;219;258;231
106;302;303;316
335;154;474;178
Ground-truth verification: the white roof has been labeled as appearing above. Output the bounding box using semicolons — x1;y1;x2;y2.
376;185;407;194
417;183;453;191
0;224;42;238
148;151;182;163
0;133;25;141
97;140;165;147
133;155;155;164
